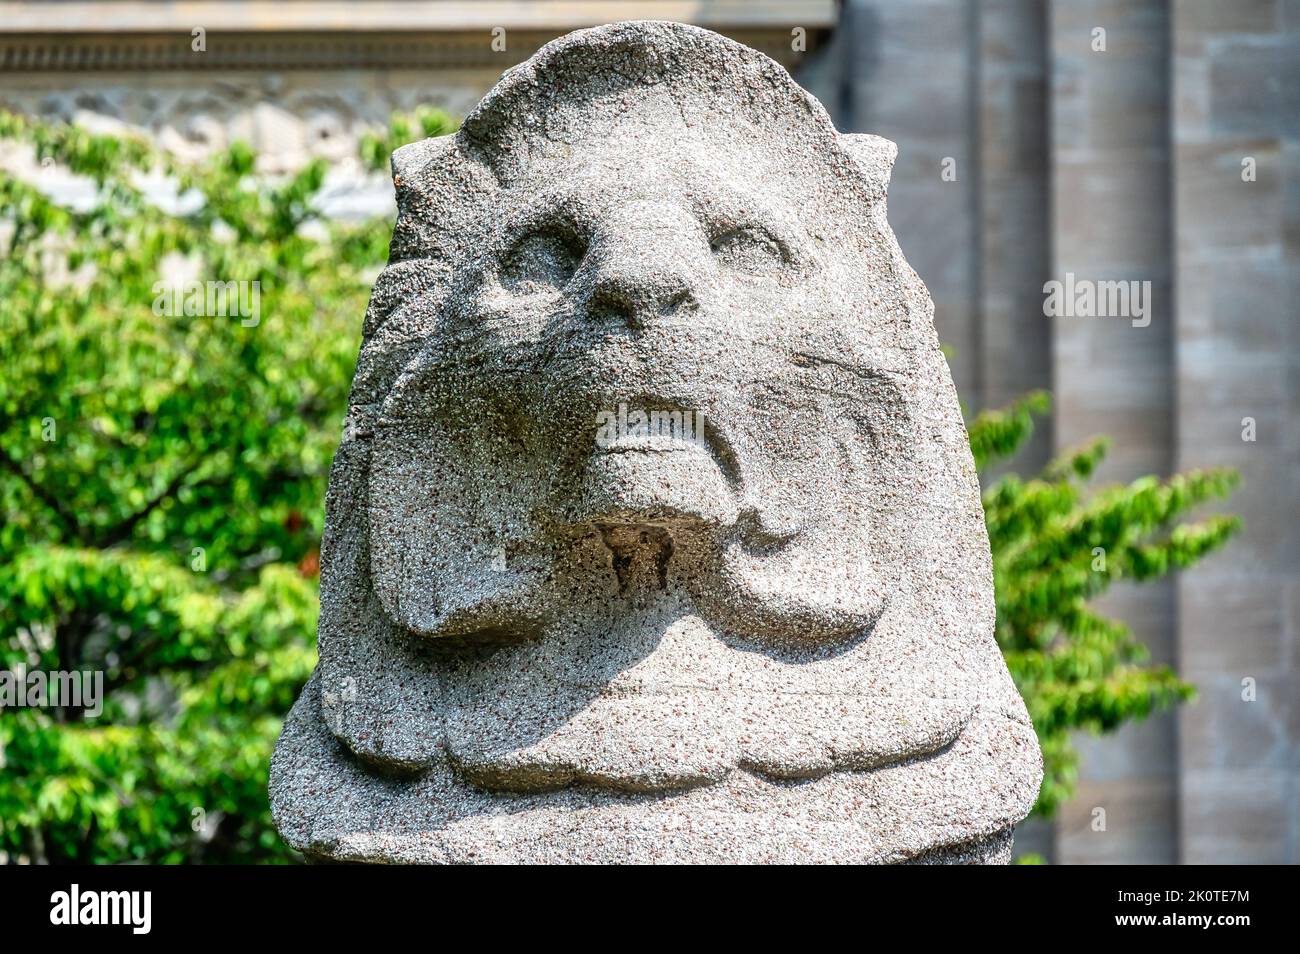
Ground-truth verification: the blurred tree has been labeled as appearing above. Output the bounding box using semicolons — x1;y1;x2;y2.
0;109;449;862
0;108;1236;862
969;392;1239;816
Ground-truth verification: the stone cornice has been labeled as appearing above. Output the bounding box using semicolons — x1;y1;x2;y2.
0;28;826;72
0;1;836;33
0;2;834;71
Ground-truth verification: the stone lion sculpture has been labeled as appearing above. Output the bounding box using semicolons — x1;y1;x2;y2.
270;20;1042;864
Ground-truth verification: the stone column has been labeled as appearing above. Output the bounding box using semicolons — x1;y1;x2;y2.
1047;0;1179;864
1170;0;1299;864
803;0;983;400
976;0;1053;471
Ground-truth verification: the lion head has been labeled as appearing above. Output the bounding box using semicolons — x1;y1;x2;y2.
271;20;1041;864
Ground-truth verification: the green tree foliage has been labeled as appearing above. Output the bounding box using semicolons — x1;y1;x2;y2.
970;392;1239;815
0;109;404;862
1;111;1237;861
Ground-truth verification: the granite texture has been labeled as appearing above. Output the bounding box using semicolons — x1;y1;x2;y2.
270;20;1042;864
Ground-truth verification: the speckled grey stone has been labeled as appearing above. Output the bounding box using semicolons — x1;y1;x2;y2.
270;20;1042;864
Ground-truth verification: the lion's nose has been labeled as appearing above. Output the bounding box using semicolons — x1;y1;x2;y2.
585;204;703;331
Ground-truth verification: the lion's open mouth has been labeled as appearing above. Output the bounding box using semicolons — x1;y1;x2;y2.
591;401;744;490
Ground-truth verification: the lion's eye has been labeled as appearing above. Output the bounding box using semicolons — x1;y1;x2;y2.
709;226;787;276
500;229;583;294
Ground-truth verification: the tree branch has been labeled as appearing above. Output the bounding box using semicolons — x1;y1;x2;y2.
0;441;88;544
94;461;205;549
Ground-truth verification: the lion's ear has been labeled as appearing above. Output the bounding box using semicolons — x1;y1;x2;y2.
349;133;499;416
373;129;501;305
837;133;937;346
838;133;897;202
386;135;454;264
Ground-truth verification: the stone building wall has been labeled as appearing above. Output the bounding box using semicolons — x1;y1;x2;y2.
808;0;1297;863
1169;1;1298;865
